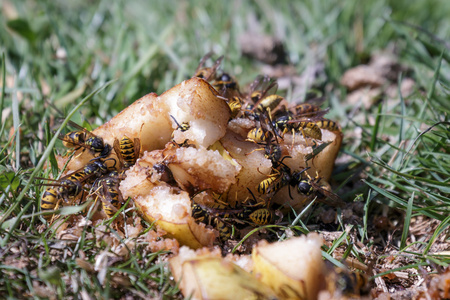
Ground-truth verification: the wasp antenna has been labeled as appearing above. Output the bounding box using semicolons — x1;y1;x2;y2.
287;184;293;200
169;114;181;128
246;187;258;202
105;157;117;169
190;189;212;200
278;156;292;168
297;166;311;176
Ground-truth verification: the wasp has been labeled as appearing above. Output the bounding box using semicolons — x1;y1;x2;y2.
270;108;324;140
193;53;224;81
243;76;279;117
42;157;115;189
38;158;116;221
213;72;241;100
40;188;60;219
245;112;287;168
248;76;278;102
248;208;273;225
113;135;140;169
327;267;369;298
39;174;86;220
288;116;341;139
295;179;314;195
91;176;123;219
291;172;344;207
191;199;240;242
312;118;341;132
192;199;239;222
286;120;323;140
169;115;192;148
265;142;285;166
237;205;274;226
257;168;290;195
58;120;112;158
246;140;282;168
246;127;273;144
293;102;322;115
227;96;243;119
272;100;333;141
191;202;234;242
291;96;326;116
57;175;85;199
213;218;234;242
283;105;339;135
263;110;323;142
169;115;190;133
248;86;282;114
256;162;307;197
38;170;86;202
246;110;281;144
103;170;126;180
271;109;294;131
193;204;235;242
235;189;275;226
245;137;283;168
240;103;259;120
81;158;116;183
191;202;210;224
213;72;238;91
256;94;284;114
60;131;84;149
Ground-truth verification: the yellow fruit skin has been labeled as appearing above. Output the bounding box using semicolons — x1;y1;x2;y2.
135;201;215;250
252;236;325;300
179;257;277;300
252;248;307;300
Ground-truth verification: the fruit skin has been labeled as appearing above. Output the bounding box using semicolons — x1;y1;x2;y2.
122;177;217;249
170;255;278;300
169;235;326;300
252;234;326;300
137;205;216;249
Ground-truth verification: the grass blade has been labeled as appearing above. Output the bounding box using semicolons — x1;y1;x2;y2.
400;192;414;249
0;52;6;139
12;77;20;168
370;103;383;152
424;215;450;255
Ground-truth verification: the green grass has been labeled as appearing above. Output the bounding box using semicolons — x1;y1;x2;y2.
1;0;450;298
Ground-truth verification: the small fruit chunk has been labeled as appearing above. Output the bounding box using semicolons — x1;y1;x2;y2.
252;233;326;300
170;247;277;300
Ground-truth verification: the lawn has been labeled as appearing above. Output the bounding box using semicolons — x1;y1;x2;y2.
0;0;449;298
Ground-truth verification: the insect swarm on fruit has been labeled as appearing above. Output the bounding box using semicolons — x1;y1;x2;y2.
48;55;342;300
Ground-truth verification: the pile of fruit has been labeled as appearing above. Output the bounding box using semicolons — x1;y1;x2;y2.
42;54;342;248
37;54;349;299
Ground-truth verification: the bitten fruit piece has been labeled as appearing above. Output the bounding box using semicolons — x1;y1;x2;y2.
61;77;231;172
252;233;326;300
170;247;277;300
